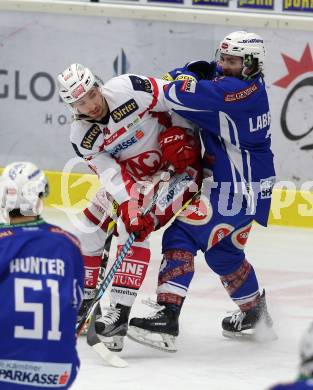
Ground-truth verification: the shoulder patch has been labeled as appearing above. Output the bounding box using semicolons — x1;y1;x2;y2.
180;79;196;93
162;73;174;82
111;99;139;123
129;75;152;93
80;124;102;150
224;83;258;103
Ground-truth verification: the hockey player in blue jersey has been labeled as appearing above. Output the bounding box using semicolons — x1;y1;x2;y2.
128;31;276;351
0;162;84;389
268;323;313;389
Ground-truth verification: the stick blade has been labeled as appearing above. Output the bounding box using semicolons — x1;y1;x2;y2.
92;342;128;368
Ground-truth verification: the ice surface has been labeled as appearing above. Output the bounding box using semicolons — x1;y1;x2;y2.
42;207;313;390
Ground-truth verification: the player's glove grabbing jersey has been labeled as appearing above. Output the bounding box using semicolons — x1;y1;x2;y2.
162;73;276;226
71;74;190;205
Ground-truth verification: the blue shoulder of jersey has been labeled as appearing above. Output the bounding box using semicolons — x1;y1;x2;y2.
0;219;80;249
270;379;313;389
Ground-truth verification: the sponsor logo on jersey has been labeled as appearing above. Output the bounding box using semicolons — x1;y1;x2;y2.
260;176;275;199
175;74;197;82
162;73;174;82
0;359;72;387
207;223;234;250
125;150;161;178
108;136;137;157
135;130;144;139
177;196;212;226
80;124;102;150
231;223;252;250
126;116;140;130
224;83;258;102
104;127;126;146
111;99;139;123
129;75;152;93
180;79;196;93
108;129;144;156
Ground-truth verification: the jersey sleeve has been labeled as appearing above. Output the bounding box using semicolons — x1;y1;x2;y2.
162;77;261;137
122;74;194;130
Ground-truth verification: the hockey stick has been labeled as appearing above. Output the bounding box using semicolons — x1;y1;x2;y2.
84;202;130;368
77;168;175;337
84;168;201;367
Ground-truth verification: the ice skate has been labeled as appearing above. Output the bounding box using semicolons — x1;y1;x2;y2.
95;303;131;352
222;290;277;341
127;300;179;353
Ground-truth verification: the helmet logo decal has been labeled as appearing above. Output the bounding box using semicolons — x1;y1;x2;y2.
221;43;229;49
239;39;263;44
63;72;73;81
71;84;85;99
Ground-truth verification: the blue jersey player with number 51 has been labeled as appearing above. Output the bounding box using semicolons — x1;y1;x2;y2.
0;162;84;389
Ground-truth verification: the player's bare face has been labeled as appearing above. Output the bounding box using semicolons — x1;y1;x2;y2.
219;54;243;77
73;87;108;119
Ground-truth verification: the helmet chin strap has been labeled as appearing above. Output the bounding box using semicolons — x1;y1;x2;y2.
241;67;262;80
241;56;261;80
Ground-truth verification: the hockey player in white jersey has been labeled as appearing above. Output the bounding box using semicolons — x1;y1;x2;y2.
57;64;201;351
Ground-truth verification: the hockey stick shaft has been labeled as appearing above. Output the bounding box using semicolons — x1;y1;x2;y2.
86;181;201;367
76;168;175;335
96;201;119;290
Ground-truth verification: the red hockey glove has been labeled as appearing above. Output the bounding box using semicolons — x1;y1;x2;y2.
118;200;156;242
159;127;199;174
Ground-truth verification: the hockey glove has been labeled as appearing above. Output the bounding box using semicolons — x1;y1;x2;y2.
162;61;216;82
118;200;156;242
186;60;217;80
159;127;200;174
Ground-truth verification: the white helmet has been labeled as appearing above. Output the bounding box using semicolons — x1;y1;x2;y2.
299;322;313;377
57;63;97;105
0;162;49;218
219;31;265;77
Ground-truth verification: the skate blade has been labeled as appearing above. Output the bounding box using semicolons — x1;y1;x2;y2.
92;342;128;368
127;326;177;353
97;335;124;352
222;326;278;342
